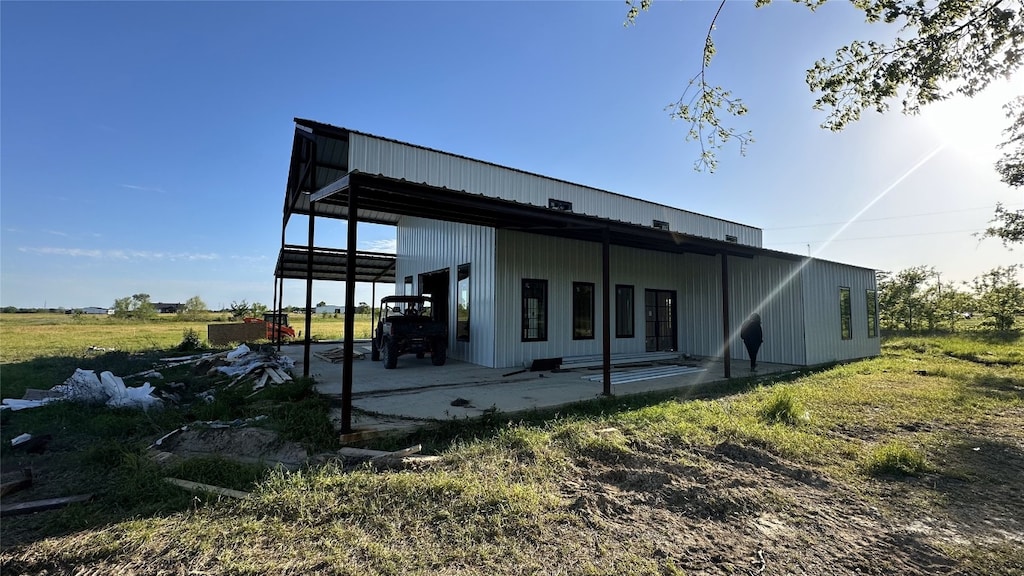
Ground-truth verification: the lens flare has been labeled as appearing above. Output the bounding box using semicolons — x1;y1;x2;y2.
676;144;946;392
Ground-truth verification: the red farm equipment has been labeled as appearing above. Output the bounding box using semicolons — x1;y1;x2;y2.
243;313;296;341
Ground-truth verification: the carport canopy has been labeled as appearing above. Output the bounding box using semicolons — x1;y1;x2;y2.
274;245;396;284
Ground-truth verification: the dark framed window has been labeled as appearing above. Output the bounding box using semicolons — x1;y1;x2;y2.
725;234;738;243
548;198;572;211
403;276;413;296
521;279;548;342
615;284;634;338
457;264;470;341
866;289;878;338
840;287;852;340
653;220;670;231
572;282;595;340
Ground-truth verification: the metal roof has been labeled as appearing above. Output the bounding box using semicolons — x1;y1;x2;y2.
285;118;758;232
274;245;396;283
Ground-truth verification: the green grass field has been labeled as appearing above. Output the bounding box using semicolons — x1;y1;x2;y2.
1;316;1022;575
0;312;375;363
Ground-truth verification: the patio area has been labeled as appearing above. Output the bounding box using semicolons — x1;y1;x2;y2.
281;342;799;439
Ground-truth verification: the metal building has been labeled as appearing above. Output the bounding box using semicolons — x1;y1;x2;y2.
278;118;880;429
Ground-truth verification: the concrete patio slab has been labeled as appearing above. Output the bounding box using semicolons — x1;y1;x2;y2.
280;342;798;438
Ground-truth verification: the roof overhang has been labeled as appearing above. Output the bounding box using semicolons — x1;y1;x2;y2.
307;170;804;262
275;245;396;283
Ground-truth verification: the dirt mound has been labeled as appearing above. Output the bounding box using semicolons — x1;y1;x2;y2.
164;427;308;468
562;441;979;575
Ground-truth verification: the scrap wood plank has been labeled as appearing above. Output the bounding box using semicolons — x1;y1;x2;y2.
265;368;285;384
164;478;250;499
337;444;423;460
0;494;92;517
315;348;366;362
369;455;442;470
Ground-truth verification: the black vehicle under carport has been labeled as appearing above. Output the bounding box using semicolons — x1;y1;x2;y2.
371;295;448;369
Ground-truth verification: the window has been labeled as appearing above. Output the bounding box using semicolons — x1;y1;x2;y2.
615;285;634;338
840;287;852;340
457;264;470;341
548;198;572;211
725;234;738;243
403;276;413;296
521;279;548;342
866;289;878;338
653;220;670;231
572;282;595;340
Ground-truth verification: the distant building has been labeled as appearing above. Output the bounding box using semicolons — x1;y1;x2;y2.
315;304;346;315
66;307;111;315
152;302;183;314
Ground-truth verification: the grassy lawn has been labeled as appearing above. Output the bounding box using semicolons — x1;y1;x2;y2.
1;318;1021;575
0;313;376;365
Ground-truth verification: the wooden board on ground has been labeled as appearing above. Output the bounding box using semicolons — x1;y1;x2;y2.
0;494;92;517
314;347;366;363
164;478;250;499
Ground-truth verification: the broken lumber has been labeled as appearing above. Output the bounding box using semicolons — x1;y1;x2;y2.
164;478;250;499
0;494;92;517
266;368;285;385
369;455;443;471
337;444;423;460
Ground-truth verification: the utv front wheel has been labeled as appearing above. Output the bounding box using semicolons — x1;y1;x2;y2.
431;342;447;366
382;338;398;369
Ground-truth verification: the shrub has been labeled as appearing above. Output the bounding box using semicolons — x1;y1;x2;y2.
863;441;931;477
759;388;809;425
178;328;205;352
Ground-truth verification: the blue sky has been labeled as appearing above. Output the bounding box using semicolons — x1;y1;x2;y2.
2;1;1020;310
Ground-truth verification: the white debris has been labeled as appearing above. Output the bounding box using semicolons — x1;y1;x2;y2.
226;344;251;361
50;368;110;403
214;345;294;390
11;433;32;446
1;398;62;411
2;368;162;412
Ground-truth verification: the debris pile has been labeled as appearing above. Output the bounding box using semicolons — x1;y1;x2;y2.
1;344;295;413
314;346;366;363
206;344;295;392
2;369;162;412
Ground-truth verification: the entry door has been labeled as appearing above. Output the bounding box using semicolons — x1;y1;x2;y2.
419;268;450;326
645;289;677;352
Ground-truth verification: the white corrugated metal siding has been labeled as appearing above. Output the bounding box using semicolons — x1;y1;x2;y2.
395;221;874;369
492;230;806;368
396;217;496;367
349;133;761;246
494;231;605;367
801;260;880;364
727;256;808;366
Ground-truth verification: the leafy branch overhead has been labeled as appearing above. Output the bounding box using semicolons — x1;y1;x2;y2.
628;0;753;172
626;0;1023;175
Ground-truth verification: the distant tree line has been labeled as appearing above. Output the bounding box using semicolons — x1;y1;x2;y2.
879;265;1023;333
5;270;1020;334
